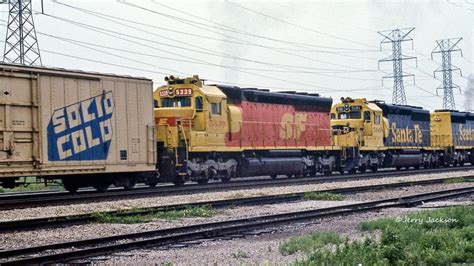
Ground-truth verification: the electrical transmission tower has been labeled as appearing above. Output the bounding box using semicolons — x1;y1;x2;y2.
2;0;42;65
378;28;417;105
431;38;463;110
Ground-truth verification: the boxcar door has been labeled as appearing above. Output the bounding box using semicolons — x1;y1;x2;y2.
0;72;40;167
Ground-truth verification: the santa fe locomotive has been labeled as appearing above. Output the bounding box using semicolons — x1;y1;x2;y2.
0;63;473;192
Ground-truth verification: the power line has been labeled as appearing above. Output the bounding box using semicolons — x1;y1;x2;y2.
226;1;377;49
94;1;377;71
40;6;383;83
53;1;374;57
148;1;380;52
41;11;377;75
36;30;380;81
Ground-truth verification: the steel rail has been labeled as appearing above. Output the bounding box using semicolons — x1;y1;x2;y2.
0;165;472;210
0;175;472;232
1;186;473;265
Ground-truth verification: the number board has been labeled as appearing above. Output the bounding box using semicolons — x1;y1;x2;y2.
175;88;193;96
159;90;169;97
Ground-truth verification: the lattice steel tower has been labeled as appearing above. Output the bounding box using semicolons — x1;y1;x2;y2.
378;28;417;105
2;0;42;65
431;38;463;110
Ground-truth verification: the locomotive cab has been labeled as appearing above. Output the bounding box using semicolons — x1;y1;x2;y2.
330;98;387;173
331;98;386;148
154;75;228;184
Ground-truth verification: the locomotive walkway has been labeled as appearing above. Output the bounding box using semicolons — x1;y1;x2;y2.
0;165;473;210
1;186;472;265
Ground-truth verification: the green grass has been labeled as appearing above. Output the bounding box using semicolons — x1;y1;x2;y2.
303;192;345;201
288;206;473;265
93;205;216;224
279;232;343;255
231;250;250;259
444;177;466;184
0;177;62;193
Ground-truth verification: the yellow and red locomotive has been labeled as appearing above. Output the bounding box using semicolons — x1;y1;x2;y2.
154;75;339;184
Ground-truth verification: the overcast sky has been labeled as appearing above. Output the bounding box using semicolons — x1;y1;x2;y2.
1;0;473;111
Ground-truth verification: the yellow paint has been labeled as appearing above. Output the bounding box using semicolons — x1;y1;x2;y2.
330;98;384;149
430;111;453;147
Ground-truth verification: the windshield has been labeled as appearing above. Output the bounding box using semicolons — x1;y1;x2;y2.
338;111;361;119
161;97;192;108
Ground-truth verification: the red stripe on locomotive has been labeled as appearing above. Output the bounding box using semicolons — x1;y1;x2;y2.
225;100;331;147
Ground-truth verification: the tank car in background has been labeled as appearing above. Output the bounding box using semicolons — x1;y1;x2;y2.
0;64;158;192
154;75;339;185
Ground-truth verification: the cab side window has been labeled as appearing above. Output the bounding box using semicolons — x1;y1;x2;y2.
195;96;203;112
375;114;381;124
364;111;371;122
211;102;221;115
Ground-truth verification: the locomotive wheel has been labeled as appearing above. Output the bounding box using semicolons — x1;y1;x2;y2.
323;170;332;176
348;168;357;175
370;165;378;172
173;176;185;186
196;171;209;185
358;165;367;173
294;171;304;178
339;170;345;175
396;167;401;171
197;179;209;185
414;164;420;170
459;162;464;166
270;175;277;179
221;167;233;183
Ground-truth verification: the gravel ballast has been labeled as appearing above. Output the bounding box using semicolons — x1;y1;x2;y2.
0;182;472;253
1;170;472;222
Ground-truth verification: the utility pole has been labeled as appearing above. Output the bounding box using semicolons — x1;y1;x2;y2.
378;28;417;105
2;0;42;65
431;38;463;110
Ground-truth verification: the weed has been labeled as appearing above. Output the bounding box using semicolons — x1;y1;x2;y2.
303;192;345;201
232;250;250;259
279;232;342;255
93;205;216;224
444;177;466;184
292;206;473;265
155;205;215;220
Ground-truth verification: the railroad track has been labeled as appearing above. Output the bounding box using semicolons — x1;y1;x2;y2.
0;166;473;210
0;175;472;232
1;186;472;265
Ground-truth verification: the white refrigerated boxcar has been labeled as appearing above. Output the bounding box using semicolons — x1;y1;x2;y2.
0;64;157;192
